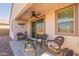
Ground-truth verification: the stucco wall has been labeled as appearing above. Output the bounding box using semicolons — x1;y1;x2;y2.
9;3;30;40
13;20;28;40
27;20;31;38
45;4;79;53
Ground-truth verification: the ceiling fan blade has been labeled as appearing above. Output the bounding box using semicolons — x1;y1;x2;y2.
30;11;41;18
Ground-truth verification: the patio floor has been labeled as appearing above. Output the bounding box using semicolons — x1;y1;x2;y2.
10;40;47;56
0;36;13;56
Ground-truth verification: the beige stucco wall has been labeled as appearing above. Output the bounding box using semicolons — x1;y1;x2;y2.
9;3;29;40
27;20;31;38
44;4;79;53
13;20;28;40
10;19;28;40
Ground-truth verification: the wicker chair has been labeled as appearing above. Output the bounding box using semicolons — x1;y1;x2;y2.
36;34;48;48
17;31;28;40
17;32;24;40
47;36;65;54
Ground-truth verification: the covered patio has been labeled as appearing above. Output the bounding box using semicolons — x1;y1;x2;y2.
9;3;79;56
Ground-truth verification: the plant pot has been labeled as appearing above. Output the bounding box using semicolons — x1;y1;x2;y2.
27;44;32;47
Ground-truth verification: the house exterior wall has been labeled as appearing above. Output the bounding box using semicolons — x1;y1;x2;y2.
13;20;28;40
9;3;28;40
27;20;31;38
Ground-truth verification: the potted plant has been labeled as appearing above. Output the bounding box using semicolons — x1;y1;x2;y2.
27;40;33;47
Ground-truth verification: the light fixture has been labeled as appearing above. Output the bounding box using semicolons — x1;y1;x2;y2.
18;23;25;28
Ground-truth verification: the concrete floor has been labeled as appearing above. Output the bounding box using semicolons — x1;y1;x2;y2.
10;40;47;56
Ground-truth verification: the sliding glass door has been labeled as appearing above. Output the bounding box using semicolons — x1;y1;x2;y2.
31;21;36;38
31;18;45;38
36;18;44;35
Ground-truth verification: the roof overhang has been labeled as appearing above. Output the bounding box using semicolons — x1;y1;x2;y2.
15;3;33;21
15;3;73;21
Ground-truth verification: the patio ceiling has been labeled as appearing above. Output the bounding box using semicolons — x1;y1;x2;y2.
16;3;72;21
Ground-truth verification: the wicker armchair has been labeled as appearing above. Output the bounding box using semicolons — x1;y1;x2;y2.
17;32;24;40
36;34;48;48
47;36;65;54
17;31;28;40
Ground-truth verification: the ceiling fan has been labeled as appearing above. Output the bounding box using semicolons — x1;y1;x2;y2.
30;11;41;18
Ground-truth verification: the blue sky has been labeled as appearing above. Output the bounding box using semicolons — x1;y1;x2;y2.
0;3;12;20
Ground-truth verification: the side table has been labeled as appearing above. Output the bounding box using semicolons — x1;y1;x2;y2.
24;43;36;56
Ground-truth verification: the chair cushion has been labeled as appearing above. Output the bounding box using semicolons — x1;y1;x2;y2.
37;39;42;42
48;41;60;50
